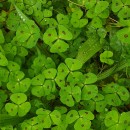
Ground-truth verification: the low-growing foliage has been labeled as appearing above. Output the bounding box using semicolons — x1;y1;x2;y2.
0;0;130;129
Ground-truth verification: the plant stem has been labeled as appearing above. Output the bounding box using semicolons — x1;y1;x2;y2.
58;52;67;59
67;0;85;8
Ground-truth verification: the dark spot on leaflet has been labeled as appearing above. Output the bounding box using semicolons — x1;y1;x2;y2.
48;34;51;36
94;22;97;25
58;46;61;49
88;91;91;94
75;13;78;16
124;120;127;124
48;71;51;74
109;117;112;120
56;115;59;118
124;12;127;15
111;99;114;102
61;69;64;72
85;112;88;115
95;95;98;98
38;59;42;62
116;2;118;6
37;78;39;80
62;31;66;35
81;124;84;127
31;25;35;28
124;34;128;38
41;119;44;123
85;75;89;78
70;114;73;117
20;30;24;34
31;118;34;122
15;40;18;44
111;85;114;88
65;82;70;86
26;8;29;11
74;31;76;34
122;91;126;95
73;76;76;79
59;79;62;82
100;105;102;107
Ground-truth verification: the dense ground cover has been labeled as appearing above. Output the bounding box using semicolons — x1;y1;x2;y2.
0;0;130;130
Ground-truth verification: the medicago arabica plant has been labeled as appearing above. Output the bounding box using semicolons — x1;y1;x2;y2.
0;0;130;130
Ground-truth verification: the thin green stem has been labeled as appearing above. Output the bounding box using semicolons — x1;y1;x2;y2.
68;0;85;8
58;52;67;59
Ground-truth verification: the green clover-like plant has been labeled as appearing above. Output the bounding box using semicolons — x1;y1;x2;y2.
21;117;43;130
31;74;45;97
112;0;130;19
66;110;94;130
66;110;79;124
103;83;129;106
6;10;21;31
5;93;31;117
31;73;56;97
3;43;17;60
104;110;130;130
15;20;40;48
55;58;83;88
67;71;84;86
43;68;57;79
0;90;8;111
119;112;130;130
70;9;88;28
36;108;61;128
85;0;96;9
0;29;5;44
117;27;130;43
84;72;97;84
94;1;109;15
1;0;130;129
0;52;8;66
7;70;31;93
100;51;114;65
104;110;119;128
60;85;81;107
81;93;106;112
65;58;83;71
57;13;69;25
93;93;106;112
81;85;98;100
0;67;9;82
31;55;55;75
43;24;72;53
